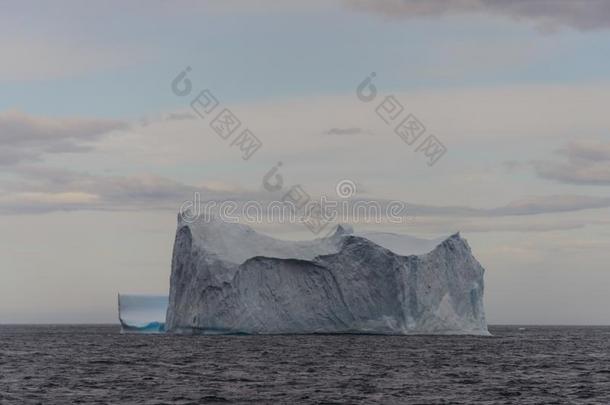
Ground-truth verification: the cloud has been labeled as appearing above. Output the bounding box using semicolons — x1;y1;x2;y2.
0;36;139;82
0;110;127;165
324;127;373;136
138;111;199;127
402;216;590;234
0;166;275;215
407;194;610;217
558;140;610;162
83;82;610;182
4;90;610;225
165;112;197;121
489;195;610;215
0;167;196;213
534;140;610;185
347;0;610;31
4;162;610;223
535;161;610;185
461;221;585;233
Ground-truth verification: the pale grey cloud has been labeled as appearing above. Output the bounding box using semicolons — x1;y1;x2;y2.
488;195;610;215
348;0;610;31
165;112;197;121
0;167;273;215
460;221;585;233
0;148;39;166
138;112;198;127
0;36;140;82
535;161;610;185
3;164;610;222
324;127;373;136
408;194;610;217
0;110;127;165
400;216;594;234
534;140;610;185
557;140;610;162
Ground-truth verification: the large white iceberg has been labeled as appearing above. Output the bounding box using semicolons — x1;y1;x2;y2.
118;294;168;333
166;217;489;335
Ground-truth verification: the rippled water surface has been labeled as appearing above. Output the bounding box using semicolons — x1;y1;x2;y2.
1;325;609;404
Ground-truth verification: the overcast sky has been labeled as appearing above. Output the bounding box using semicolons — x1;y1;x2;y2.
2;0;610;324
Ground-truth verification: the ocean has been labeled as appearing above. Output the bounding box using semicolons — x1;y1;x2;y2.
1;325;608;404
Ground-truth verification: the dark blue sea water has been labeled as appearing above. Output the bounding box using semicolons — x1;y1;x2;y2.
1;325;608;404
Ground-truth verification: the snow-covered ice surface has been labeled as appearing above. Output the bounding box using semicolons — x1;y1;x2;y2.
166;217;489;335
118;294;168;333
358;231;446;256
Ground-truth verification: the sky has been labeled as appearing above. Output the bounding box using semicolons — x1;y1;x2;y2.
1;0;610;324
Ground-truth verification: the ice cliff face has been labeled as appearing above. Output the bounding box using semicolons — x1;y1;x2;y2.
166;217;489;335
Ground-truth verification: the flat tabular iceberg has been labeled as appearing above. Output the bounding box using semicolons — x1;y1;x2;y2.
166;217;489;335
118;294;168;333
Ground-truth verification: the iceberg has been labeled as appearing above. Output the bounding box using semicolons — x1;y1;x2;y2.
118;294;168;333
166;217;489;335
